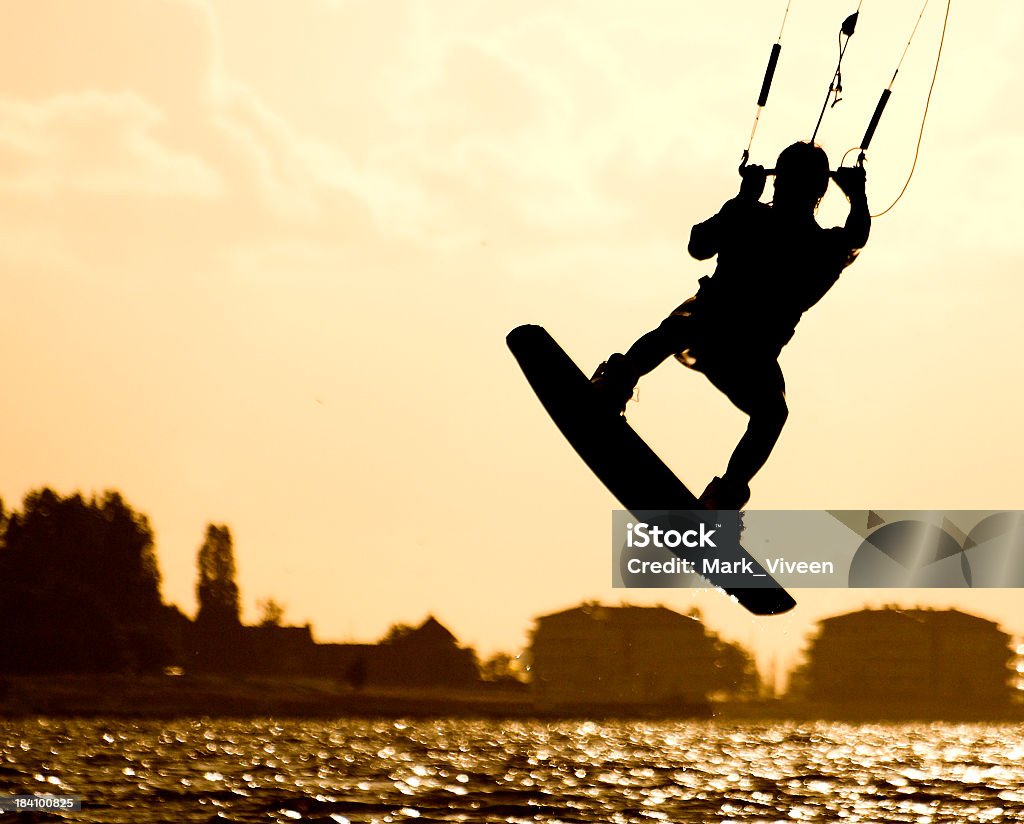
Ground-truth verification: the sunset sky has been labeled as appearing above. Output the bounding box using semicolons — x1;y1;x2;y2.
3;0;1022;678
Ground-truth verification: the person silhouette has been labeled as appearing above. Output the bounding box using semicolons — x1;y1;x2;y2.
591;141;870;509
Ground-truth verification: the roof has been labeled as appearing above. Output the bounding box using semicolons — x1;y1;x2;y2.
383;615;461;646
413;615;458;643
535;602;702;627
818;607;1007;635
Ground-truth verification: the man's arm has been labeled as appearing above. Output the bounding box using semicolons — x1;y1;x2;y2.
688;212;724;260
834;165;870;249
688;165;767;260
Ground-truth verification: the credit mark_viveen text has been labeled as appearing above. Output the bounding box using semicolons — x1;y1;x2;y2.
624;520;834;578
625;555;833;576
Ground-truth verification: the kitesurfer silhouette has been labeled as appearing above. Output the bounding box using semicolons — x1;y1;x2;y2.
591;141;870;509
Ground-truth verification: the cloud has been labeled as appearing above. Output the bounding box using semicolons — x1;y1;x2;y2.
0;93;222;197
0;0;378;276
0;0;754;274
0;0;214;108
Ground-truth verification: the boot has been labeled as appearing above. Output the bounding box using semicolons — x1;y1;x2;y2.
590;353;638;415
700;475;751;510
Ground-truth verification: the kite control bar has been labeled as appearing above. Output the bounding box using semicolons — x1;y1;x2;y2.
748;168;854;177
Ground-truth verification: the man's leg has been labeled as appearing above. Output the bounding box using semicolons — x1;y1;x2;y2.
622;313;694;376
700;358;788;507
724;388;788;485
592;313;694;413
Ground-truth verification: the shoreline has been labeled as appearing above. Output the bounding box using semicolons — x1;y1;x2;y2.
2;675;1021;723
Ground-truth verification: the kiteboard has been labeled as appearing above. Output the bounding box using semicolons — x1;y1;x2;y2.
507;323;795;616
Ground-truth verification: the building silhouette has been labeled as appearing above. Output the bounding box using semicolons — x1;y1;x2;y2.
316;616;479;689
529;603;721;713
242;624;319;675
367;616;479;687
314;642;377;689
180;614;481;690
796;607;1014;717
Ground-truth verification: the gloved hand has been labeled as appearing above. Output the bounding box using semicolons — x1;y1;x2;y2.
738;163;767;202
832;165;867;199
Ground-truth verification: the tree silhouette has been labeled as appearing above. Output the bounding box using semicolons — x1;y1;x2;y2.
191;524;245;672
196;524;240;629
2;489;162;621
381;623;415;643
257;598;286;627
712;639;761;698
479;652;527;685
0;487;172;673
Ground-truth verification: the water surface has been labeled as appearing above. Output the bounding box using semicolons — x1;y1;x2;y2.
1;719;1022;822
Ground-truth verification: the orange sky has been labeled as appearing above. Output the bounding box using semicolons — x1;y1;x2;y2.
2;0;1022;678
